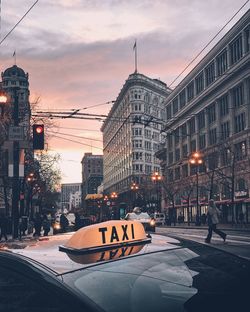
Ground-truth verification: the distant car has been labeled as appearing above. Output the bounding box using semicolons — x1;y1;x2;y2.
151;212;165;226
125;207;155;232
53;213;75;234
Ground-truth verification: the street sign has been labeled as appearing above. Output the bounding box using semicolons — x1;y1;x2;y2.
9;126;24;141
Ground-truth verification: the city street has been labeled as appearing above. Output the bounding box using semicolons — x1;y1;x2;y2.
156;225;250;260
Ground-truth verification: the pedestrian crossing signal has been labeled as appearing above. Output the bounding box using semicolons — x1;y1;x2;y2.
33;124;44;150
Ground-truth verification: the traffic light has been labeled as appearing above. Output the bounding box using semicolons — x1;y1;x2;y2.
33;124;44;150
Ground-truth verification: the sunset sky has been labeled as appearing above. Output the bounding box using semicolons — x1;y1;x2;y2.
0;0;249;183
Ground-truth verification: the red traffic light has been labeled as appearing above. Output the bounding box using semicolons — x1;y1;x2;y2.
33;124;44;150
35;125;44;134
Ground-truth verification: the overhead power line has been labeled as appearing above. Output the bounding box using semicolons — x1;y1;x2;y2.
0;0;39;46
168;0;250;88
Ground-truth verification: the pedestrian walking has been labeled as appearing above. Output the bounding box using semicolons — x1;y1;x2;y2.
33;213;42;237
205;199;227;243
73;212;81;231
0;213;8;242
60;213;69;233
42;215;51;236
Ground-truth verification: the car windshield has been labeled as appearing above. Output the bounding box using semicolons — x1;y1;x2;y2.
62;249;197;312
126;213;151;220
62;241;250;312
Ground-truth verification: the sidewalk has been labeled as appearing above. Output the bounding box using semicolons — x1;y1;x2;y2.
0;233;49;249
161;223;250;232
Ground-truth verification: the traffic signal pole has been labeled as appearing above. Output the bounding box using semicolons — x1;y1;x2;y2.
12;88;20;239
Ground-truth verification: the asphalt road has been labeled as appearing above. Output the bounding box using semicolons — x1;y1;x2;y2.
156;226;250;260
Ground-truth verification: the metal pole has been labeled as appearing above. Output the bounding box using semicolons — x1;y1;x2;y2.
12;88;19;239
196;168;200;226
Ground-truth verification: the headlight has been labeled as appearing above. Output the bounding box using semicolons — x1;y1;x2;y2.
54;223;61;230
150;219;155;226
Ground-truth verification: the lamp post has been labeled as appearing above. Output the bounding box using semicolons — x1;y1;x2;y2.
130;182;139;208
110;192;118;219
189;152;203;225
151;172;162;212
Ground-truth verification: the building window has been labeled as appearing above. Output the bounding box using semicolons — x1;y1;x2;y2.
199;134;206;149
221;121;230;140
230;34;243;65
181;123;187;139
235;141;247;161
189;117;196;135
175;148;180;161
133;152;143;160
209;128;217;145
208;152;218;170
187;81;194;101
195;72;204;94
168;169;173;182
190;139;196;152
197;111;205;129
234;113;245;133
205;61;215;86
174;128;180;145
182;164;188;177
145;141;152;150
245;26;250;53
145;153;151;162
168;152;173;165
221;148;231;166
182;144;188;157
216;49;228;76
179;90;186;109
219;94;229;117
174;167;181;180
132;140;142;148
207;103;216;124
132;128;142;136
168;134;173;149
166;105;172;120
232;84;244;108
173;97;178;115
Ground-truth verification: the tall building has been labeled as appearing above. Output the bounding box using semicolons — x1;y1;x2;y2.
81;153;103;205
157;10;250;224
61;183;81;212
0;65;31;215
101;72;171;211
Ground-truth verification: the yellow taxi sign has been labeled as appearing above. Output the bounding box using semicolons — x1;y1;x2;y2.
59;220;150;254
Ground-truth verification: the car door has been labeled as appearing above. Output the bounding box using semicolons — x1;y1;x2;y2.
0;252;100;312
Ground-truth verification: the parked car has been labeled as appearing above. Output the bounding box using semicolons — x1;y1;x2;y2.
151;212;165;225
124;207;155;232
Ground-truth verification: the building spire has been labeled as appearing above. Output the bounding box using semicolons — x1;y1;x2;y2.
133;39;138;73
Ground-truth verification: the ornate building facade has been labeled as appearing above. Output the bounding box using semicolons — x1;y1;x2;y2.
157;10;250;224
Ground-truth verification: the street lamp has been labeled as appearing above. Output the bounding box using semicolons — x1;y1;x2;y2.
151;172;162;212
189;152;203;225
130;182;139;207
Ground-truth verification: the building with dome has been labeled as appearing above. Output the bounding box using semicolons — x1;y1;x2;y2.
0;64;31;218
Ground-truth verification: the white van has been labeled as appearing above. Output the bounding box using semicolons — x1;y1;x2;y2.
152;212;165;226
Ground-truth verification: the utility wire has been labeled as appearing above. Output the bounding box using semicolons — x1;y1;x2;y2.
51;134;103;150
0;0;39;46
168;0;250;88
48;130;103;142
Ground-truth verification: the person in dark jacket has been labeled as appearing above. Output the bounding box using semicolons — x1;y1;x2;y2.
42;215;51;236
205;199;227;243
74;212;81;231
60;214;69;233
0;213;8;241
33;213;42;237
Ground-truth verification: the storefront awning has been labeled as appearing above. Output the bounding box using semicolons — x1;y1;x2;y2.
85;194;103;200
